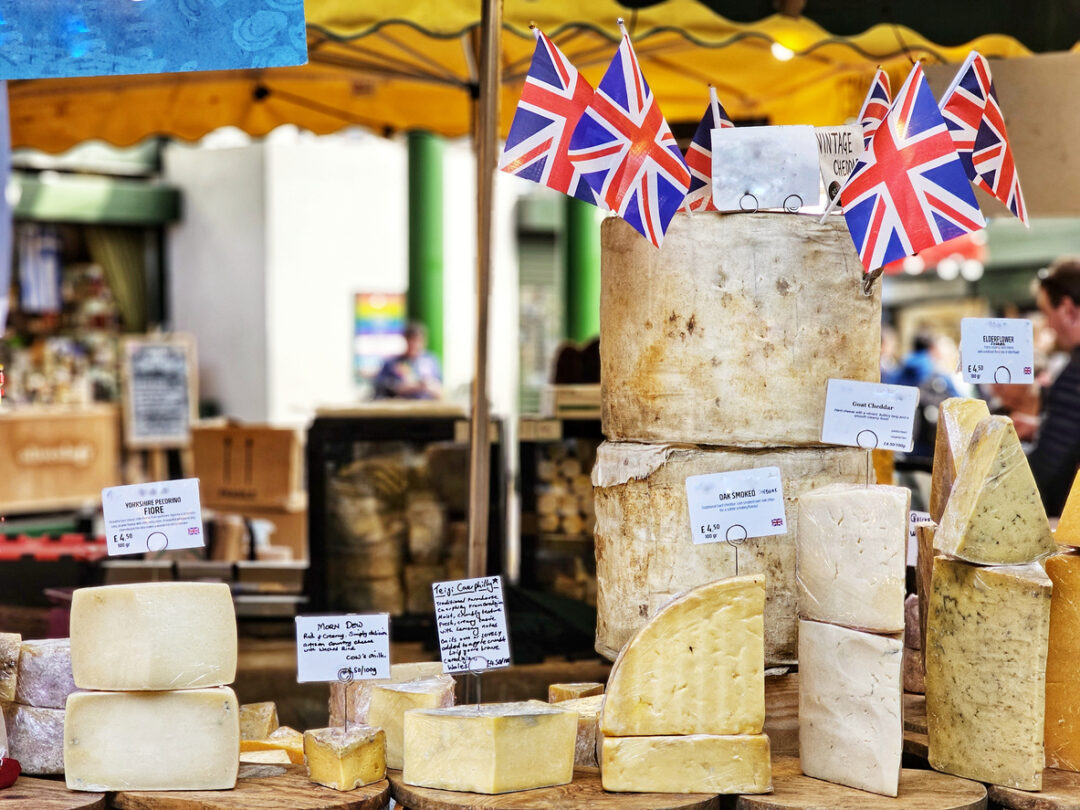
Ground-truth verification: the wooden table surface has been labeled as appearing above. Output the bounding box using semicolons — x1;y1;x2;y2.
1;775;105;809
987;768;1080;810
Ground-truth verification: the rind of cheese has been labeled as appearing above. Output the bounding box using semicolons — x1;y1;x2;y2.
937;416;1055;565
548;682;603;703
368;675;455;769
903;646;925;695
905;593;921;650
329;661;444;728
600;734;772;794
0;634;19;703
930;398;990;523
1056;474;1080;547
915;523;939;656
70;582;237;690
240;725;304;764
594;441;869;665
796;484;908;632
555;694;604;768
601;575;764;737
239;701;279;740
14;638;78;709
1045;551;1080;771
1;701;64;775
64;687;240;791
402;701;576;794
304;726;386;791
925;557;1050;790
240;749;291;765
798;620;903;797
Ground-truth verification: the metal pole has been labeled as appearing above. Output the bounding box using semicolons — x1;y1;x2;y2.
406;130;444;361
563;196;601;343
467;0;501;579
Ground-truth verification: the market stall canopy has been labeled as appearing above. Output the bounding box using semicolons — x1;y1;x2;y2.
8;0;1049;153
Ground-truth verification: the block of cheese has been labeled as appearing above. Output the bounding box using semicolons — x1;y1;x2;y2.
14;638;77;709
65;687;240;791
937;416;1055;565
600;213;880;447
1;701;64;775
602;575;764;737
929;397;990;523
796;484;908;632
305;726;386;791
240;725;304;764
239;701;279;740
925;557;1050;790
904;646;925;695
1046;551;1080;771
548;682;603;703
1057;473;1080;546
915;522;938;655
600;733;772;794
240;749;292;765
367;675;455;769
798;620;903;796
70;582;237;690
403;701;576;794
555;694;604;768
0;634;18;703
594;441;869;664
329;660;444;728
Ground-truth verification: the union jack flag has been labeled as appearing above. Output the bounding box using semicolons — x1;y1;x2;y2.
858;68;892;147
940;51;1027;225
841;63;985;273
567;21;690;247
499;29;598;204
679;86;733;213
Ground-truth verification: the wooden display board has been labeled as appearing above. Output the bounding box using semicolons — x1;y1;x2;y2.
121;334;197;450
1;775;104;808
989;769;1080;810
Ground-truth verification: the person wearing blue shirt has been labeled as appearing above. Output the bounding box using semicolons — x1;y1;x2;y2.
373;322;443;400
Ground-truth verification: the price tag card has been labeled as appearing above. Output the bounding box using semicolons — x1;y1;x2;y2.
101;478;204;556
960;318;1035;384
685;467;787;545
294;614;390;683
432;576;511;675
821;379;920;452
908;510;932;567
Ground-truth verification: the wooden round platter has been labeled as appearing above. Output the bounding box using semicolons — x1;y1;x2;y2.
110;764;390;810
987;768;1080;810
1;774;105;809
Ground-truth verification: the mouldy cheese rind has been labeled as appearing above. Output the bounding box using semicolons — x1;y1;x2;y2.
1;701;64;775
14;638;78;709
929;398;990;524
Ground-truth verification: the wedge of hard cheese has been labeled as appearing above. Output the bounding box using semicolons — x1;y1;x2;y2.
600;734;772;794
0;634;19;703
64;687;240;791
1056;473;1080;547
305;725;386;791
368;675;455;769
798;620;903;796
329;660;444;728
930;397;990;523
548;682;603;703
1046;551;1080;771
601;575;765;737
556;694;604;768
915;522;938;656
239;701;279;740
240;725;304;764
937;416;1055;565
926;557;1050;790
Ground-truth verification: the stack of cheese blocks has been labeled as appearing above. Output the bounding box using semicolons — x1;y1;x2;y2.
795;483;909;796
924;402;1057;791
599;575;773;795
63;582;241;792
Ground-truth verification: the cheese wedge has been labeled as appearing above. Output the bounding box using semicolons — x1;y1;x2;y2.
548;682;603;703
240;725;304;764
601;575;765;737
239;701;279;740
798;620;903;797
70;582;237;690
915;522;938;656
555;694;604;768
600;734;772;794
937;416;1055;565
925;557;1050;790
796;484;908;632
403;701;576;794
930;398;990;523
1046;551;1080;771
329;660;444;728
368;675;455;769
1056;473;1080;546
0;634;18;703
305;725;386;790
15;639;77;709
65;687;240;791
240;749;292;764
1;701;64;775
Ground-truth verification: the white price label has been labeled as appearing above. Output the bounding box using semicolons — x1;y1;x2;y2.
908;510;931;567
101;478;204;556
685;467;787;545
821;379;920;453
294;614;390;683
432;576;511;675
960;318;1034;384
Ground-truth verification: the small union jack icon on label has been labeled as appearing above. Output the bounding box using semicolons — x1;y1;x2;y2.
1024;367;1032;375
188;526;201;536
771;518;784;527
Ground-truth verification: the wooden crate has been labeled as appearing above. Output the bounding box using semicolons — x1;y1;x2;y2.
206;500;308;562
193;423;304;510
544;384;601;419
0;405;121;514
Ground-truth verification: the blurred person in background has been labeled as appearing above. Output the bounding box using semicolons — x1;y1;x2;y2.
373;322;442;400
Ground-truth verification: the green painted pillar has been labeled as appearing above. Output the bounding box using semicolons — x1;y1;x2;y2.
563;196;601;342
407;130;444;361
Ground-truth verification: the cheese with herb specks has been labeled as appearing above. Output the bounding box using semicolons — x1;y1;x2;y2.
929;398;990;523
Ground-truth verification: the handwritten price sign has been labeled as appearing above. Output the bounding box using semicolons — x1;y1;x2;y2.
432;576;511;674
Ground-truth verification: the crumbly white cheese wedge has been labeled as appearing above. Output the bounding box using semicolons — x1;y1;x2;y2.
937;416;1055;565
1046;551;1080;771
602;575;764;737
555;694;604;768
304;725;386;791
65;687;240;791
70;582;237;690
929;397;990;523
548;682;603;703
239;701;279;740
329;661;444;728
0;633;19;703
925;557;1050;790
14;638;78;709
368;675;455;769
600;734;772;794
1;701;64;775
796;484;908;632
403;701;576;794
1056;475;1080;547
798;620;903;796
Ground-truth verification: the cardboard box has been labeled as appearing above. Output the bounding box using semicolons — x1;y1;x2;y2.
207;501;308;562
193;423;304;510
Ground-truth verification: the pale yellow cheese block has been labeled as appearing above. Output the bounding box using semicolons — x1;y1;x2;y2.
0;633;19;703
925;557;1050;790
548;682;603;703
601;575;764;737
304;725;386;791
929;398;990;523
240;749;292;765
403;701;577;794
329;661;444;728
600;733;772;794
240;725;304;764
239;701;279;740
368;675;455;769
1045;551;1080;771
70;582;237;690
937;416;1055;565
64;687;240;791
555;694;604;768
1055;474;1080;546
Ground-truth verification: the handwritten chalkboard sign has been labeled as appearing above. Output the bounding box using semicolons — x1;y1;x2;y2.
432;576;511;674
122;336;197;449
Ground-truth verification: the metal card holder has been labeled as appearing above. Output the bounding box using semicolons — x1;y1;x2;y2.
711;126;820;214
